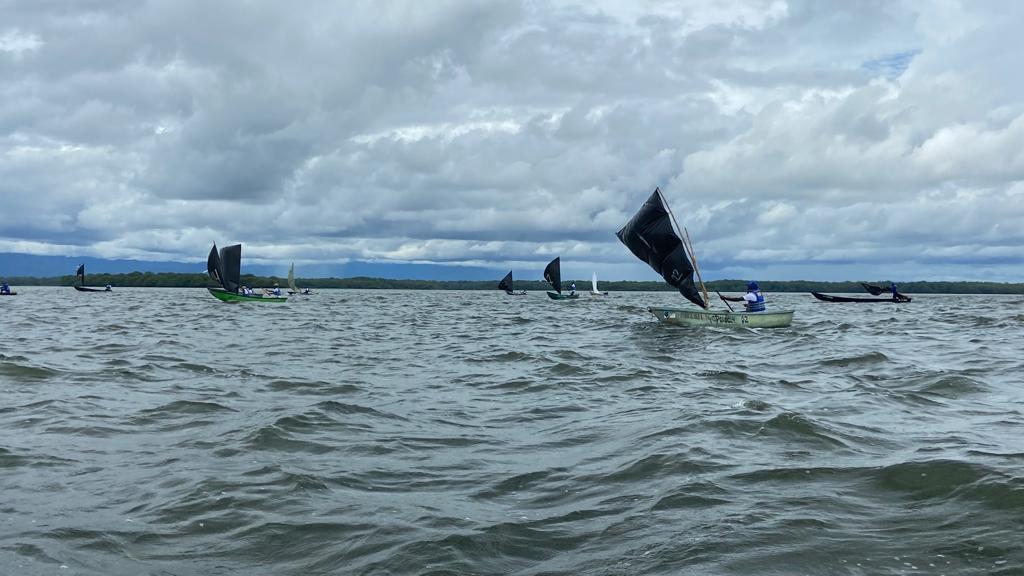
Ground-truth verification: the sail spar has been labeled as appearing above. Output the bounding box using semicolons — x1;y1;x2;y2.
616;188;707;309
498;271;514;293
543;257;562;293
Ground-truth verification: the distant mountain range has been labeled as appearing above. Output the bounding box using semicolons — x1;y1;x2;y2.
0;252;507;281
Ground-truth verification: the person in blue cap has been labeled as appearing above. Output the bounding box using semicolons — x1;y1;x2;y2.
890;282;899;302
742;281;766;312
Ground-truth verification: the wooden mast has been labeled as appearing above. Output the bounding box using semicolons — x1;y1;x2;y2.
683;227;711;309
658;188;711;309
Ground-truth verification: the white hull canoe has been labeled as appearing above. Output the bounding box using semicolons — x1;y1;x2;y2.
648;307;794;328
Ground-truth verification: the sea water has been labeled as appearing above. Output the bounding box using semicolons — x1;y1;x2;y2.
1;288;1022;575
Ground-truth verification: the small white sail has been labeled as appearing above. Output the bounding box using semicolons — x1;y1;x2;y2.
288;263;298;293
591;272;601;294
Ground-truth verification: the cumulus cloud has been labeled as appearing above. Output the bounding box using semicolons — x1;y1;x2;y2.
0;0;1021;280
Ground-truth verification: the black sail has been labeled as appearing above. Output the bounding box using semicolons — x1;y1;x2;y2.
544;257;562;293
861;282;885;296
207;244;224;289
498;271;514;293
616;188;706;309
76;264;85;286
219;244;242;294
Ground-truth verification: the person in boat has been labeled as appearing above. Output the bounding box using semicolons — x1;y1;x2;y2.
265;282;282;297
301;288;311;295
104;284;112;291
719;281;766;311
890;282;900;302
569;282;576;296
740;281;766;312
0;281;10;294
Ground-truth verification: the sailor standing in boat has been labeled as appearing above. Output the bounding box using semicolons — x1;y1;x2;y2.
890;282;899;302
743;281;766;312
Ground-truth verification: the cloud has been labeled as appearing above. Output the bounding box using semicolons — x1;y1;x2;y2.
0;0;1021;281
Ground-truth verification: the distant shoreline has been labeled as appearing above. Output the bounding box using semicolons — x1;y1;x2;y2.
3;272;1023;294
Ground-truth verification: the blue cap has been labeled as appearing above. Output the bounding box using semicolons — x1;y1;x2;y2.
747;281;759;291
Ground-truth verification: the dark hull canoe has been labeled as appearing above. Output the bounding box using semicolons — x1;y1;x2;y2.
74;286;111;292
0;292;16;296
208;288;288;303
811;292;911;303
547;291;579;300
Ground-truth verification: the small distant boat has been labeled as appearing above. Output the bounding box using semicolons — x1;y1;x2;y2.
617;187;794;328
72;264;112;292
287;263;312;295
0;291;16;296
544;257;578;300
589;272;608;295
207;244;287;303
498;271;527;295
811;292;911;303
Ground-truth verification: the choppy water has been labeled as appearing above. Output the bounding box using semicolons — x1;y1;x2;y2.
1;287;1023;575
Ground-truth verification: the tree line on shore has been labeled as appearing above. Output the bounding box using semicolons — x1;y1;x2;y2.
3;271;1023;294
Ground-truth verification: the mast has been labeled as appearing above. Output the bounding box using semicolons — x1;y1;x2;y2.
659;189;709;309
683;227;711;309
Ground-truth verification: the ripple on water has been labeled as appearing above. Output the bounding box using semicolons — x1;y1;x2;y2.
1;289;1022;574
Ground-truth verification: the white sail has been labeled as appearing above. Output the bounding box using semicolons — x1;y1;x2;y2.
591;272;601;294
288;263;297;292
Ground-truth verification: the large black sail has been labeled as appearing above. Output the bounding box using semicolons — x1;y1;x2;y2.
219;244;242;294
207;244;224;289
616;188;706;309
498;271;514;293
544;257;562;293
76;264;85;286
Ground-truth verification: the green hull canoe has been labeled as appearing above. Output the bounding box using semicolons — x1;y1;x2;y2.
547;291;579;300
208;288;288;303
648;307;794;328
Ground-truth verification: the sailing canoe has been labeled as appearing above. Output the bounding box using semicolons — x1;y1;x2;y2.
811;292;911;303
617;188;794;328
543;257;577;300
498;270;527;295
207;243;287;303
73;264;110;292
649;307;794;328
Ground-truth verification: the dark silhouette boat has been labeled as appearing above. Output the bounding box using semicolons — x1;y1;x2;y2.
72;265;111;292
811;292;911;303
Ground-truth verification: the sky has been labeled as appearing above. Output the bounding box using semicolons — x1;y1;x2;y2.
1;0;1022;282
